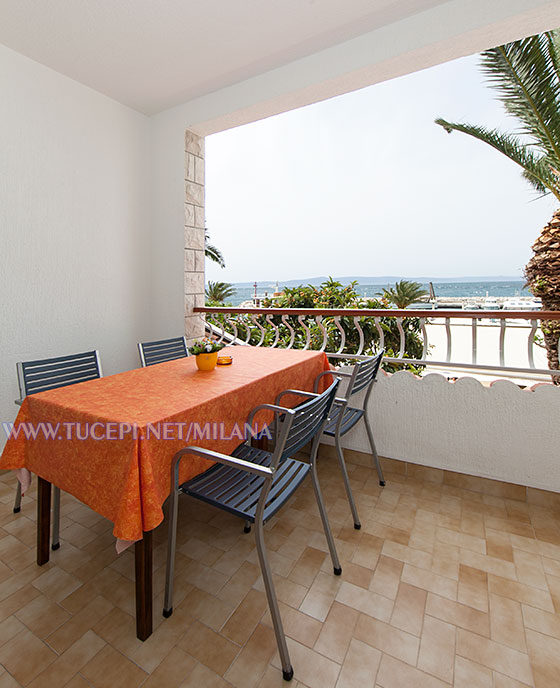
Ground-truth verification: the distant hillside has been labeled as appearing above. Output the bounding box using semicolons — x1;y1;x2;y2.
232;275;523;288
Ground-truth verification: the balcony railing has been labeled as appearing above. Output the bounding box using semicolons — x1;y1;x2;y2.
194;307;560;382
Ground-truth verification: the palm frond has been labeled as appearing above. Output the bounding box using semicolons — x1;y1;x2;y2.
479;36;560;163
435;118;560;200
204;229;226;268
206;281;236;304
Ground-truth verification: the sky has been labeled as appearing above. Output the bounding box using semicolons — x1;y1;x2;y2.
205;53;557;286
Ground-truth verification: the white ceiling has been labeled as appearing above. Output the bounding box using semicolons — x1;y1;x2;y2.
0;0;449;114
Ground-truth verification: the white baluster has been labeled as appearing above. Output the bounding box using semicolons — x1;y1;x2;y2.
281;314;295;349
298;315;311;350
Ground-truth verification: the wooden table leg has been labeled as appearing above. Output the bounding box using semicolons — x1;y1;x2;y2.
37;477;51;565
135;530;153;641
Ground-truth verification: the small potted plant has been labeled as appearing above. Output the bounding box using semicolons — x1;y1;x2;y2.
190;337;225;371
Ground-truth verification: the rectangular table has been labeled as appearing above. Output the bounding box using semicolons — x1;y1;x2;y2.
0;346;329;639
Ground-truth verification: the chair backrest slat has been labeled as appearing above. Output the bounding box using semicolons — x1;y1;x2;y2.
279;379;340;461
18;350;102;398
138;337;189;367
347;351;384;397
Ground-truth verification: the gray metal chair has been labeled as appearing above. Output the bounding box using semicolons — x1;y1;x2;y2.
138;336;189;367
13;350;103;550
314;351;385;530
163;379;342;682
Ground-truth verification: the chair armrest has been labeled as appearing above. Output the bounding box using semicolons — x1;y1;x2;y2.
275;389;319;405
313;369;352;393
14;399;23;406
174;446;274;478
246;403;295;428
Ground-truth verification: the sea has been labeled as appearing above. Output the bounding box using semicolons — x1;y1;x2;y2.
227;281;530;306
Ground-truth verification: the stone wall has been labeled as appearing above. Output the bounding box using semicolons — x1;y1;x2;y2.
184;130;205;342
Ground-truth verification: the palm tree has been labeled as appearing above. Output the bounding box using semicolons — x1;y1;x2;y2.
205;229;225;268
378;280;428;308
206;281;236;304
435;31;560;376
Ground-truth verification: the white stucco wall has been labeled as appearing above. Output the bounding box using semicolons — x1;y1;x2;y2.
338;370;560;492
0;45;152;448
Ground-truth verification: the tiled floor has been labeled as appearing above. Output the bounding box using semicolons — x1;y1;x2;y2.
0;453;560;687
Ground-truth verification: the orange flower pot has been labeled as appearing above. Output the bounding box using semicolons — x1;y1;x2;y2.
196;352;218;371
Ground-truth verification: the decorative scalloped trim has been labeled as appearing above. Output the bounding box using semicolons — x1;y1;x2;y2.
379;368;559;396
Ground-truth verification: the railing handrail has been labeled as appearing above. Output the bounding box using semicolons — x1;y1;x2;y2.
195;306;560;321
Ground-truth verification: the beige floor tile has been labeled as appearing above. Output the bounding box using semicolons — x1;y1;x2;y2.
92;606;143;657
456;628;533;685
0;615;26;647
177;660;232;688
271;576;308;610
460;548;517;581
335;638;380;688
376;654;449;688
381;541;432;570
489;593;526;652
0;627;57;685
0;671;29;688
298;586;334;623
513;548;548;590
288;548;326;588
263;602;322;648
177;619;239;675
271;637;340;688
545;573;560;613
425;591;489;636
457;564;488;612
417;615;455;683
224;623;277;688
389;582;426;636
31;567;82;604
493;674;537;688
522;603;560;639
81;643;147;688
179;587;233;630
368;556;403;600
27;630;105;687
216;561;260;606
128;604;193;674
353;614;419;666
485;529;514;563
45;595;113;654
314;601;358;664
221;588;268;645
436;526;486;554
525;628;560;688
350;533;382;570
488;574;554;612
400;564;457;601
335;582;393;622
340;562;373;590
15;594;70;639
454;656;492;688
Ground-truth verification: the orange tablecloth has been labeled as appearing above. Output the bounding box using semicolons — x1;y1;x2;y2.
0;347;330;541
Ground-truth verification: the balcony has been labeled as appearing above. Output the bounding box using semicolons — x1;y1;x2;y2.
1;367;559;686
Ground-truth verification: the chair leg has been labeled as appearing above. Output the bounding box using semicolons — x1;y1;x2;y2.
243;520;251;533
13;481;22;513
364;414;385;486
334;434;361;529
163;487;180;618
254;518;293;681
51;487;61;550
310;462;342;575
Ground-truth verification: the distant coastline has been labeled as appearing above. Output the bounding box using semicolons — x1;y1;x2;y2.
231;275;523;288
227;279;530;306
